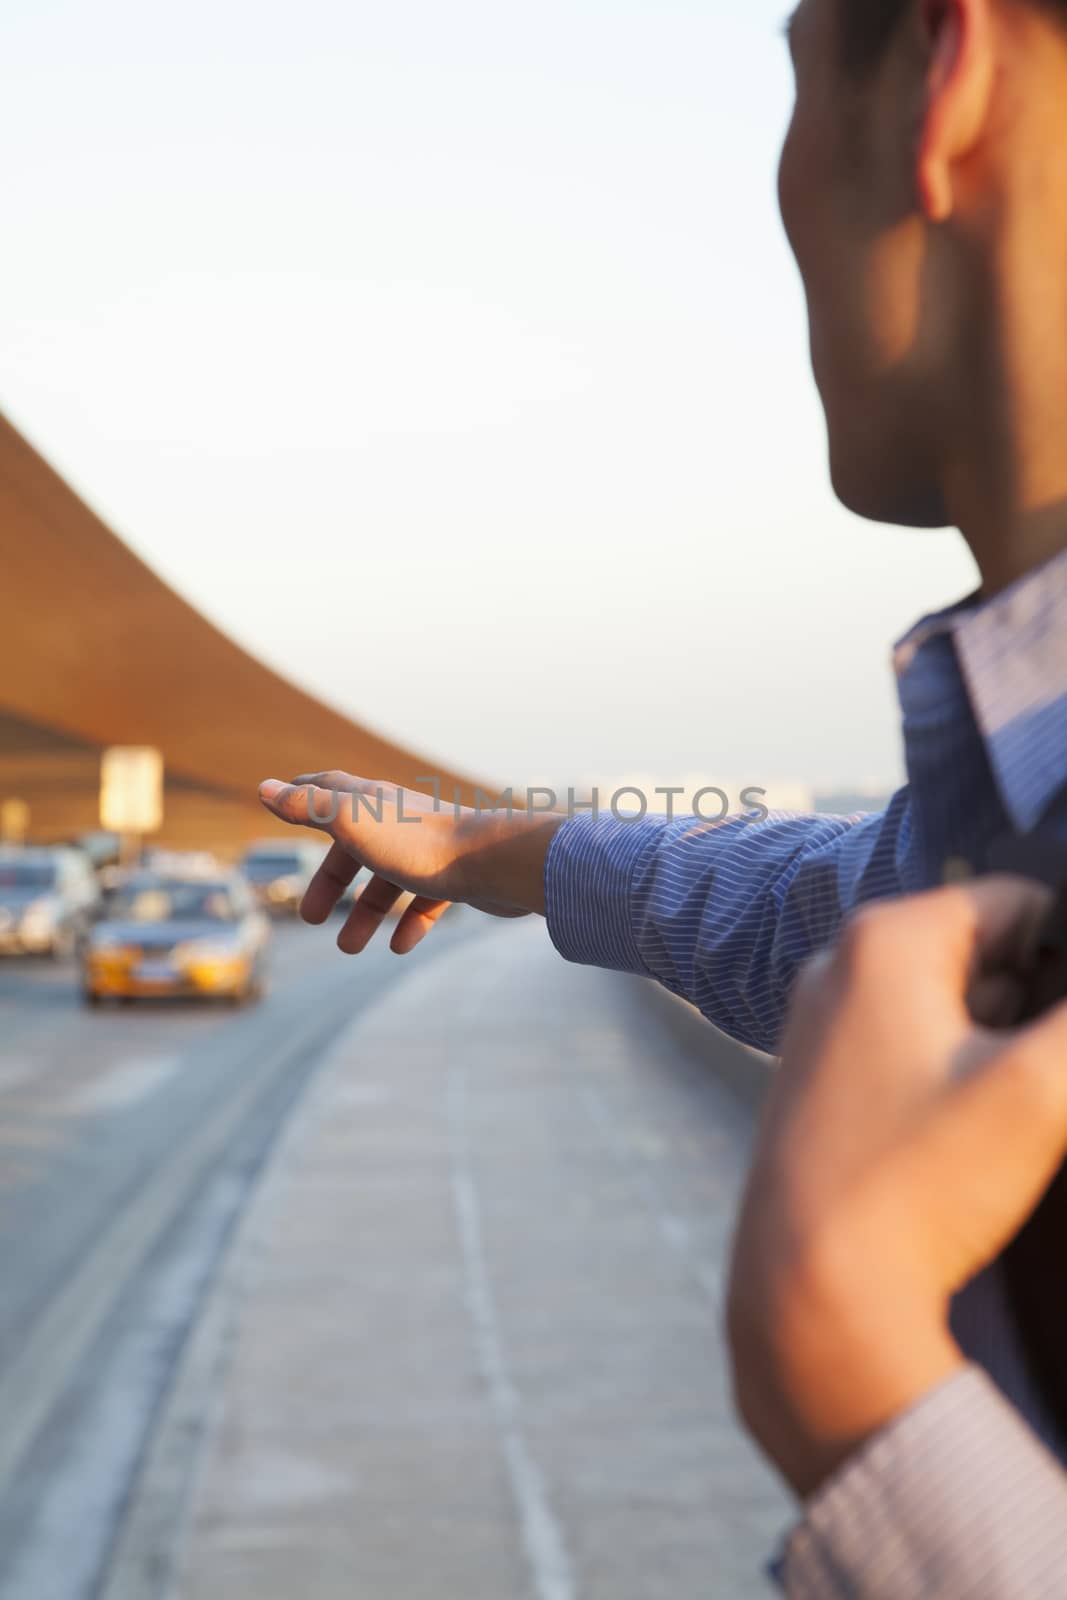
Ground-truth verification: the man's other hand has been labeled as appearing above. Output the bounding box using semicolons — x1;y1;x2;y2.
727;877;1067;1499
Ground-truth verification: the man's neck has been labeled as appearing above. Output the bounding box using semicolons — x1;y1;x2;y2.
953;486;1067;601
947;226;1067;596
965;503;1067;600
941;364;1067;598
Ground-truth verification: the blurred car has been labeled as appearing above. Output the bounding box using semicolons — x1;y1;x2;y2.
82;873;270;1005
0;848;101;958
238;841;324;915
75;831;121;873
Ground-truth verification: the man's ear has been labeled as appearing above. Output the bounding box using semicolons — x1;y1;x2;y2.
915;0;995;222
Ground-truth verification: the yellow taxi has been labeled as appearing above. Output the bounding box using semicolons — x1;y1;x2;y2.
83;872;270;1005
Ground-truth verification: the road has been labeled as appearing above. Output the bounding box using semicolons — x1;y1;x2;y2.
0;914;789;1600
0;916;470;1600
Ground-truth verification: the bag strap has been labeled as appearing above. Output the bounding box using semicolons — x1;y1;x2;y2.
984;799;1067;1450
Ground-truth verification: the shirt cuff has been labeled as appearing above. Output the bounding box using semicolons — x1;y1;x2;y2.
776;1366;1067;1598
543;812;670;978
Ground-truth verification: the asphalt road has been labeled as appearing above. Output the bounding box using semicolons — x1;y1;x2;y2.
173;920;789;1600
0;915;789;1600
0;916;466;1600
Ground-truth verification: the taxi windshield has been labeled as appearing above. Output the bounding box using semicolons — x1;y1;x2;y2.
110;881;236;924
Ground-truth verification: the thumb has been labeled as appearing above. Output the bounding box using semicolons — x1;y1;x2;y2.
258;779;342;833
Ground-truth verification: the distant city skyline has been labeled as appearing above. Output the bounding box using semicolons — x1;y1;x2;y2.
1;0;977;792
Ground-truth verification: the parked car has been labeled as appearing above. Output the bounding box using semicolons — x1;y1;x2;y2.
0;848;101;958
238;841;325;915
82;872;270;1005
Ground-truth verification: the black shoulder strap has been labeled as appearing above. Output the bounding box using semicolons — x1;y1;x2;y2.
984;792;1067;1450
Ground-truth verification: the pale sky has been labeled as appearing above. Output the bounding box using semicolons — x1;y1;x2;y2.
1;0;976;795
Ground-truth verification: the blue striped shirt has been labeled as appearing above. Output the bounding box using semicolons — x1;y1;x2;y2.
544;547;1067;1594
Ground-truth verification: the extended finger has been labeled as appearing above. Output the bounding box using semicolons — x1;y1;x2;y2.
259;779;344;832
391;897;451;955
337;875;405;954
292;771;391;796
302;841;363;926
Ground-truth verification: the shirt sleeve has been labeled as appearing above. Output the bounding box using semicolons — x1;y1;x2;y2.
775;1367;1067;1599
543;797;909;1054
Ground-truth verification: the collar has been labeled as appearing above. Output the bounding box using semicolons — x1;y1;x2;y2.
894;547;1067;834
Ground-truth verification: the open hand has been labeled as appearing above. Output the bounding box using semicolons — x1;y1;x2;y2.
258;772;560;956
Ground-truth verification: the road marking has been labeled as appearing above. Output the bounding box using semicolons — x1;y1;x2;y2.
64;1057;180;1116
447;1066;576;1600
98;994;366;1600
0;1005;355;1501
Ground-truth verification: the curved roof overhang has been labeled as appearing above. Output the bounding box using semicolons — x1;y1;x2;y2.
0;413;482;848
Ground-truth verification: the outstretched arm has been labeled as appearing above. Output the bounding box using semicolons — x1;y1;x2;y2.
259;774;565;955
260;770;898;1050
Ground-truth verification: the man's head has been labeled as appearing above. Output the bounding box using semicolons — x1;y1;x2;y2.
780;0;1067;542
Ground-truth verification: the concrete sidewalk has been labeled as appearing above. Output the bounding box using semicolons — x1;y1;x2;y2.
169;915;790;1599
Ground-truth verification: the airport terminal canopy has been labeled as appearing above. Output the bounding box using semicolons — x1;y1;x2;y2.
0;413;476;850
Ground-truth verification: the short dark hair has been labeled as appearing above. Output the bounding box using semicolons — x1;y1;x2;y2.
841;0;1067;74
